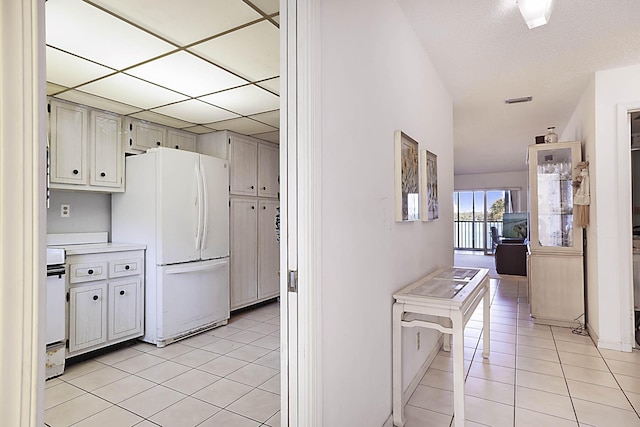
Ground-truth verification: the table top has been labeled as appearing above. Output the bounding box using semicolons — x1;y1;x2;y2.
394;266;489;307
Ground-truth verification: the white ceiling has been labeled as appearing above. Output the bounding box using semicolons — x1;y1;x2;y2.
397;0;640;174
45;0;280;144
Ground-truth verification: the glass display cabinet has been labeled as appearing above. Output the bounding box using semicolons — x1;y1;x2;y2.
527;141;585;327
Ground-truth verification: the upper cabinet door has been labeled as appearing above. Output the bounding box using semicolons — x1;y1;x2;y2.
167;129;197;152
90;110;123;189
49;100;87;185
257;143;279;198
126;119;167;153
230;135;258;196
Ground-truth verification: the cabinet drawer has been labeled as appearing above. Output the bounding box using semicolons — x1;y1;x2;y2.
109;258;142;278
69;262;107;283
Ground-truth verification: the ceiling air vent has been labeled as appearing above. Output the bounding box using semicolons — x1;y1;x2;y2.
505;96;533;104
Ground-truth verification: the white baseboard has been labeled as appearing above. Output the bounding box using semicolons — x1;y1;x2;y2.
590;323;634;352
382;335;444;427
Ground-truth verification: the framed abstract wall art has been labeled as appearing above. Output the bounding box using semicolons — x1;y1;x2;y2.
394;131;420;221
422;149;439;221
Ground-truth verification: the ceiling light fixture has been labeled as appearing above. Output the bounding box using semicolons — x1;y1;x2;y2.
517;0;555;29
505;96;533;104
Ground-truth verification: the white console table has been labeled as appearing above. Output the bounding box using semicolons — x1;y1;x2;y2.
392;267;490;427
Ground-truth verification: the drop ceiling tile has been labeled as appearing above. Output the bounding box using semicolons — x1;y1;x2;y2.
205;117;277;135
125;51;248;97
251;131;280;144
189;21;279;81
199;85;279;116
45;0;174;70
47;82;68;96
129;111;194;129
250;0;279;15
152;99;239;124
53;90;141;115
90;0;262;46
248;110;280;128
256;77;280;95
183;125;219;134
77;74;188;110
46;47;114;88
272;15;280;24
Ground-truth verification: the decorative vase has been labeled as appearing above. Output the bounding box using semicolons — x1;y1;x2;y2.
544;127;558;144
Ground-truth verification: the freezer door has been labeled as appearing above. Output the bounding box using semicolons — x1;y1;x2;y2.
157;149;201;265
200;154;230;260
156;258;230;341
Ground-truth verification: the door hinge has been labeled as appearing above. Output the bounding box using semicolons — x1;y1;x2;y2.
47;103;51;113
288;270;298;293
65;340;69;349
66;292;70;302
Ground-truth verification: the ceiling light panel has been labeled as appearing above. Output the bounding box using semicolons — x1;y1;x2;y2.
249;0;280;15
199;85;279;116
46;47;114;88
77;74;188;109
90;0;262;46
184;125;219;134
45;0;175;70
248;110;280;128
125;51;248;98
152;99;239;124
129;111;195;129
205;117;277;135
256;77;280;95
53;90;141;115
189;21;279;81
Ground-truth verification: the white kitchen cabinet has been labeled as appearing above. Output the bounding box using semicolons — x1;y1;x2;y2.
230;198;280;309
124;118;166;154
230;134;259;196
167;129;197;152
68;282;107;353
527;140;584;327
48;99;124;192
66;249;144;357
258;199;280;299
230;199;259;309
258;143;279;198
49;100;87;185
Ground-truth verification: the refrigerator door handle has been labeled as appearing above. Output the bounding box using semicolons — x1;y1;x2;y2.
201;161;209;251
195;162;203;252
164;258;228;275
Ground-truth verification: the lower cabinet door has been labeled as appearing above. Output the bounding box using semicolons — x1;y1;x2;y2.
69;282;108;353
258;200;280;300
108;278;143;341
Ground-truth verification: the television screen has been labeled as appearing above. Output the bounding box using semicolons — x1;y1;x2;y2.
502;212;528;239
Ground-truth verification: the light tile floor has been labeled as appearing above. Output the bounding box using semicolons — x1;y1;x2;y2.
403;269;640;427
45;301;280;427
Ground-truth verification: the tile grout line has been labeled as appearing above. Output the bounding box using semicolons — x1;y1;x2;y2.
593;346;640;419
549;320;581;425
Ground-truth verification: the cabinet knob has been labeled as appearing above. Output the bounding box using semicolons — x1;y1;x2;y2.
175;145;179;149
88;269;94;275
251;206;255;210
262;206;266;210
100;172;106;177
125;265;130;270
92;295;99;301
119;290;125;296
250;185;255;189
156;141;161;146
129;138;133;146
72;169;79;175
262;186;266;190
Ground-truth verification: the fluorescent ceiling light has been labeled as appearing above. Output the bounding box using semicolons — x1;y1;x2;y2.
517;0;554;29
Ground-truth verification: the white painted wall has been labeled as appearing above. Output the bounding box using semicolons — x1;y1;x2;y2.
559;76;598;338
454;171;529;211
47;190;111;236
319;0;453;425
561;63;640;350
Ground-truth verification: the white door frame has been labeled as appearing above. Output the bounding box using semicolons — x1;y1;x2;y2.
0;0;47;425
280;0;322;425
616;102;640;351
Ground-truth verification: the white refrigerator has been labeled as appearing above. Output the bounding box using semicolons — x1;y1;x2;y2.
112;147;230;347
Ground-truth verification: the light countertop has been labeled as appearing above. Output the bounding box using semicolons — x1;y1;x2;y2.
49;242;146;255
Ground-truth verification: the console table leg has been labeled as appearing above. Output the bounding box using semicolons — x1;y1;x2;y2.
452;312;465;427
392;303;405;427
482;281;490;359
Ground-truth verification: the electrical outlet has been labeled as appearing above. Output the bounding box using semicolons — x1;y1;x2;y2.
416;332;421;350
60;204;70;218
